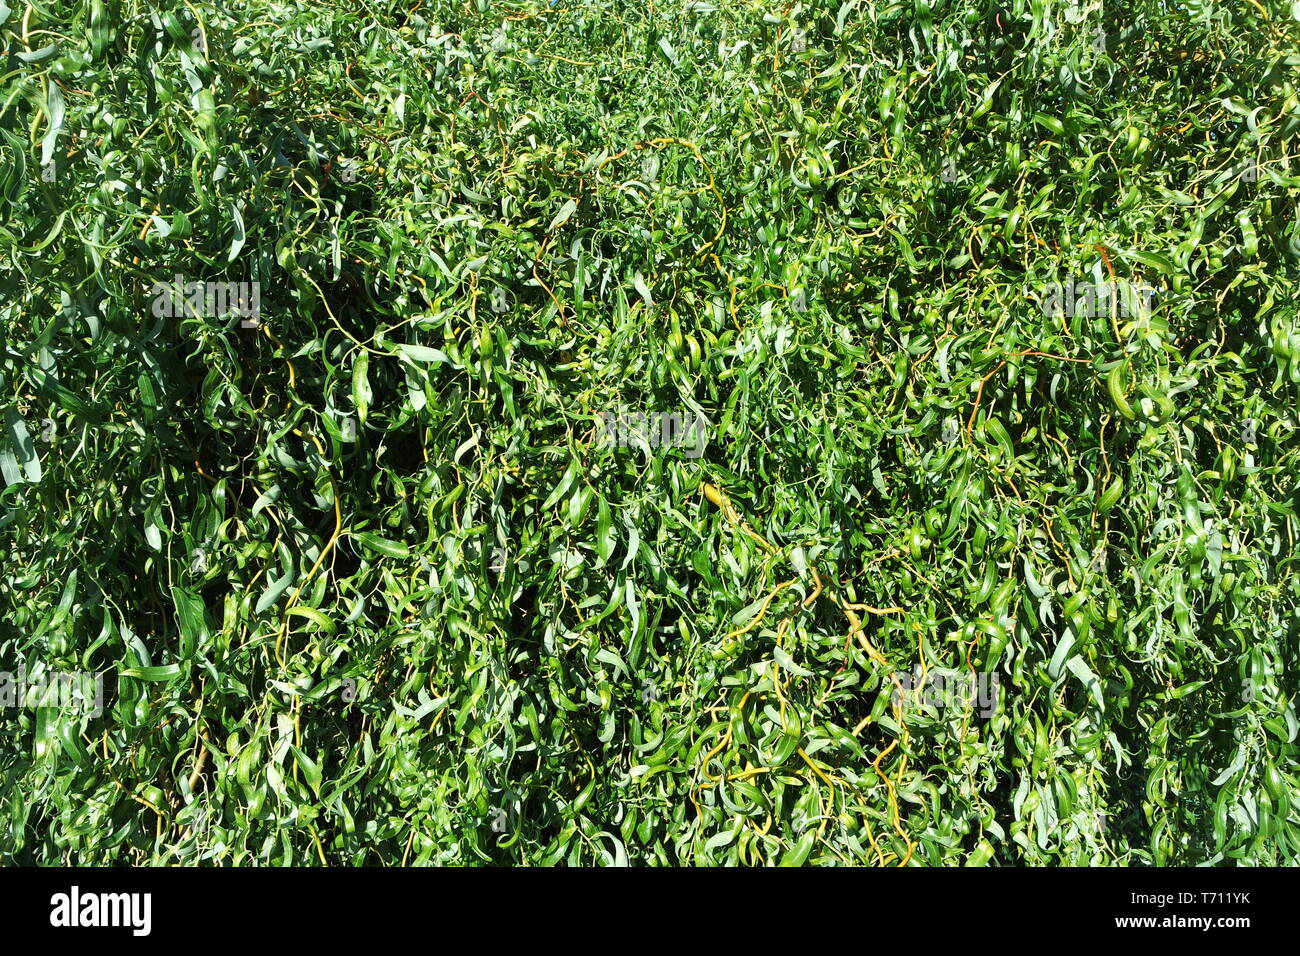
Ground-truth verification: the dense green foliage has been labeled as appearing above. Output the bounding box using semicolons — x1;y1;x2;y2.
2;0;1299;865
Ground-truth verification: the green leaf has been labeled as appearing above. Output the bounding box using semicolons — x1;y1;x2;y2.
548;198;578;233
121;665;183;681
171;586;210;659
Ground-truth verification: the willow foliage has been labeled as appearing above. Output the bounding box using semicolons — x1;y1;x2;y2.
1;0;1298;865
